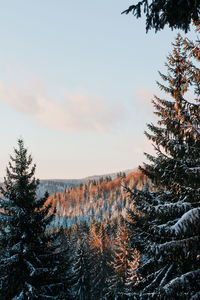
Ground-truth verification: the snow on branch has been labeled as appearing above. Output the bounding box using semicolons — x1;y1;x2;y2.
12;283;37;299
143;265;168;292
155;236;200;259
29;267;49;277
171;208;200;236
191;291;200;299
25;281;35;294
0;198;13;206
149;201;192;218
38;294;59;299
12;290;25;300
11;242;22;252
1;253;19;265
159;264;174;287
0;213;12;225
163;269;200;296
24;259;36;276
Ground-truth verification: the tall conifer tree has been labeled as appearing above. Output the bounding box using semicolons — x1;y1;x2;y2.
127;34;200;298
0;139;65;299
70;236;91;300
106;218;140;299
89;223;111;300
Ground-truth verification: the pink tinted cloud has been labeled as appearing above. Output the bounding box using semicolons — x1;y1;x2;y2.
0;81;124;132
0;81;39;114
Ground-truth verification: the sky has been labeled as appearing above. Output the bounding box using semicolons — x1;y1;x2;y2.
0;1;197;179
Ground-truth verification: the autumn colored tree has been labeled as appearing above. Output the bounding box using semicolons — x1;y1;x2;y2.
89;223;111;299
106;218;140;299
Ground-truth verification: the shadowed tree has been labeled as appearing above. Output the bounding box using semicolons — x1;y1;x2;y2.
70;236;91;300
122;0;200;32
0;139;66;299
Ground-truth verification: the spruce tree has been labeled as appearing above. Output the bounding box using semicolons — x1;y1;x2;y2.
89;223;111;300
70;236;91;300
122;0;200;32
127;34;200;299
106;218;140;299
0;139;65;299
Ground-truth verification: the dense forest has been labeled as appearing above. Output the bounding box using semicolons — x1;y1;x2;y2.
0;27;200;300
48;169;149;228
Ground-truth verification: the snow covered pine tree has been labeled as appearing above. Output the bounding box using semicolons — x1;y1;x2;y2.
89;223;110;300
0;139;66;299
106;218;140;299
127;33;200;299
70;236;91;300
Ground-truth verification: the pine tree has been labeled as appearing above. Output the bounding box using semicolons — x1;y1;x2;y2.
106;218;140;299
183;22;200;141
122;0;200;32
89;223;111;299
127;33;200;299
70;236;91;300
0;139;66;299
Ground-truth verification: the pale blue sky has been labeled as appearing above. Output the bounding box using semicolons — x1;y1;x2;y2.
0;1;197;179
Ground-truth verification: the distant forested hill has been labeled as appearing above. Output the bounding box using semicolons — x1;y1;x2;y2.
36;168;136;198
47;169;149;228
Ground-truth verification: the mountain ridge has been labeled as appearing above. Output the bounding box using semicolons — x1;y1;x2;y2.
38;168;136;182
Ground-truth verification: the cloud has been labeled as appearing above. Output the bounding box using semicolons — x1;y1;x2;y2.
135;88;154;109
0;81;39;114
0;81;124;132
